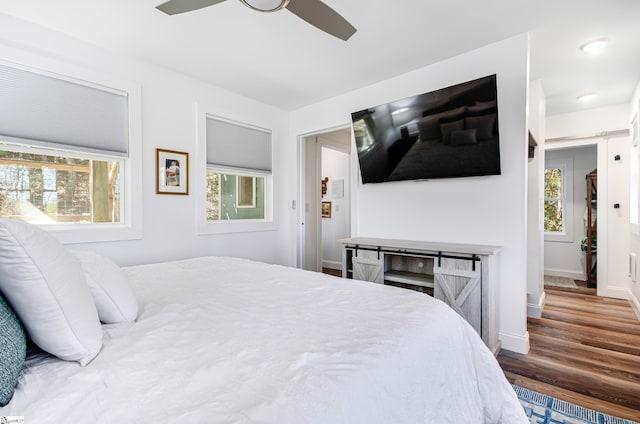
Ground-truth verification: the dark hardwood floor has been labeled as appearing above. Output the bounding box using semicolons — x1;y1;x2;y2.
498;285;640;422
322;267;342;277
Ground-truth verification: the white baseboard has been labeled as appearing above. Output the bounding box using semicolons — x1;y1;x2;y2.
627;288;640;321
322;260;341;270
543;268;585;281
527;291;546;319
599;285;631;300
499;330;530;354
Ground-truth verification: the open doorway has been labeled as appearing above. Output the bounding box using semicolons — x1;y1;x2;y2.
541;133;631;301
298;126;351;273
543;144;598;292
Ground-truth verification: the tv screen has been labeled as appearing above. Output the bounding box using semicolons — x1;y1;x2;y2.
351;75;501;183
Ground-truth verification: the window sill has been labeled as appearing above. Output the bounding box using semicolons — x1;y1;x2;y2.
43;223;142;244
197;219;276;235
544;232;574;243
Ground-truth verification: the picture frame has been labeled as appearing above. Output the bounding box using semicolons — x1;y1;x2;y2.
156;148;189;195
332;179;344;198
321;201;332;218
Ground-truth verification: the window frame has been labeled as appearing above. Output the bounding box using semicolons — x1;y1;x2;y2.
0;56;142;244
196;108;275;235
544;158;574;243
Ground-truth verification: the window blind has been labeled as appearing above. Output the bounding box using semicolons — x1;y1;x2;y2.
0;62;128;157
206;116;272;173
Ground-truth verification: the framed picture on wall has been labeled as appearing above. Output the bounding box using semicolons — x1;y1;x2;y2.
321;201;332;218
332;179;344;198
156;148;189;195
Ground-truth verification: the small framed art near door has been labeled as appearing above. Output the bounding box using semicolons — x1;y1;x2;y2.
156;148;189;195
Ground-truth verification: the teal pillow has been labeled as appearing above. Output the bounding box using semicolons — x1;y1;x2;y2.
0;293;26;406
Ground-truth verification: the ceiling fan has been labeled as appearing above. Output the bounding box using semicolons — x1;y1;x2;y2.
155;0;357;41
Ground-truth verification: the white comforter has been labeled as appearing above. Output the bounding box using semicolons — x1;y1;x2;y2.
5;256;526;423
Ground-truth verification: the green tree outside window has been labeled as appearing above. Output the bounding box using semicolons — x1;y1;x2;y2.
544;167;563;232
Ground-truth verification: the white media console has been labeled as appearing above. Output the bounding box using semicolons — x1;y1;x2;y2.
338;237;502;354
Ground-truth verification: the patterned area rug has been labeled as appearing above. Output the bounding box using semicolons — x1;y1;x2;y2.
544;275;579;289
514;385;638;424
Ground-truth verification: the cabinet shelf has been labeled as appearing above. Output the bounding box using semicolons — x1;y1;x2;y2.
585;171;597;288
384;270;434;288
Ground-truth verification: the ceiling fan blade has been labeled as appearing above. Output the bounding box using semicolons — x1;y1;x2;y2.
286;0;356;41
156;0;227;15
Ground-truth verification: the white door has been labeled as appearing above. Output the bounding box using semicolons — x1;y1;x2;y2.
303;136;321;272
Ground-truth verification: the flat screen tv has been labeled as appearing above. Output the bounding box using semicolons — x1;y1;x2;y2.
351;75;500;183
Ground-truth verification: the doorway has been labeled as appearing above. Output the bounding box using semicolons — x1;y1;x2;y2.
541;133;632;300
297;126;352;272
543;144;598;290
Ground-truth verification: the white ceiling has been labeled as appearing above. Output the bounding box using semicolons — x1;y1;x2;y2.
0;0;638;115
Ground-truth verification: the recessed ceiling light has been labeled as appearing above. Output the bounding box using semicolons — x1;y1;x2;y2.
577;92;597;102
579;38;608;53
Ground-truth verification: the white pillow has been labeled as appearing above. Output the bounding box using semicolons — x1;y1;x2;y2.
0;219;102;366
71;250;138;324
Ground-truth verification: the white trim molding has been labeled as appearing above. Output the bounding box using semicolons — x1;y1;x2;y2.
527;290;546;319
628;288;640;321
599;284;631;301
499;330;530;354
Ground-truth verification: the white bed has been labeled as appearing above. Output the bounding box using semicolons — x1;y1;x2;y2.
4;256;526;423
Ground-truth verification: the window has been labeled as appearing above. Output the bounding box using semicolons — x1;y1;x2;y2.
206;172;264;220
352;116;375;154
0;145;122;224
201;115;272;229
544;158;573;242
544;167;563;232
0;59;142;242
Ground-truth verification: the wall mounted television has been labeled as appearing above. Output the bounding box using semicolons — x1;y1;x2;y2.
351;74;501;184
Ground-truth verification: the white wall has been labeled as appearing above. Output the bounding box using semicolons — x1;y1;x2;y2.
544;146;597;279
0;14;292;267
628;81;640;313
546;105;630;139
527;79;546;318
545;104;631;299
605;137;631;299
321;146;350;269
290;34;531;353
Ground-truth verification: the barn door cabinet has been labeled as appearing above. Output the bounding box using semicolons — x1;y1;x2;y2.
338;237;501;354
